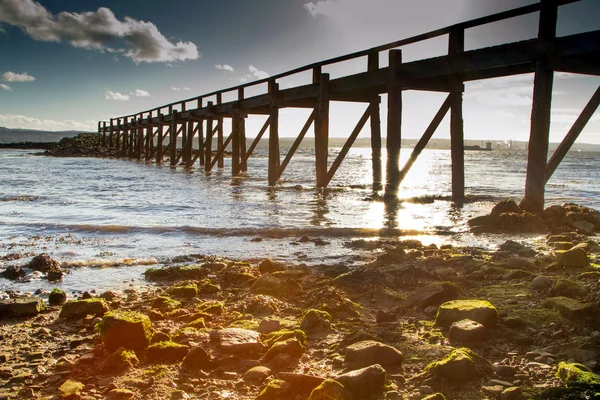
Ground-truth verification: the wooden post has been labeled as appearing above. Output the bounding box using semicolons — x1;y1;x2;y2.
217;93;224;168
197;98;204;166
239;88;247;172
170;111;178;166
156;114;164;164
109;119;114;148
315;70;330;188
232;113;241;176
136;116;143;160
128;118;134;159
268;80;280;186
115;118;120;155
368;51;382;191
522;0;557;213
449;29;465;203
185;118;194;167
385;50;402;199
100;121;105;147
205;102;214;172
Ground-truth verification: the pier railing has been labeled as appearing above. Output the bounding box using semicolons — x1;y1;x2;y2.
99;0;600;212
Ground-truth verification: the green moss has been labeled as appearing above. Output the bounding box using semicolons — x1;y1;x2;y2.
144;265;209;281
50;288;65;295
168;284;198;299
95;311;151;335
424;347;491;383
557;362;600;388
256;379;287;400
95;311;153;351
196;300;225;315
228;319;259;330
142;364;170;378
58;380;84;396
508;308;564;327
185;317;206;329
262;329;307;348
300;309;332;331
151;296;181;310
147;341;189;363
435;299;498;327
103;347;139;371
263;338;304;362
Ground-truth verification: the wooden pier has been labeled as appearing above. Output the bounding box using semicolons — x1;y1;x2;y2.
99;0;600;212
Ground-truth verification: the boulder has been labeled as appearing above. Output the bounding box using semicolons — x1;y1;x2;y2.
336;364;386;399
448;319;487;343
500;387;522;400
572;220;595;233
215;328;265;354
531;276;552;290
557;362;600;387
168;284;198;299
435;300;498;327
423;347;491;383
550;279;588;299
0;265;26;280
375;309;397;323
103;348;139;371
491;199;522;216
257;318;281;334
556;244;589;267
58;380;84;397
48;288;67;306
27;253;60;272
404;282;459;308
344;340;403;369
544;297;594;319
59;298;108;319
243;366;272;382
255;379;289;400
96;311;152;351
146;341;189;363
182;346;213;371
263;338;304;362
300;309;332;332
308;379;352;400
258;259;285;274
0;299;46;318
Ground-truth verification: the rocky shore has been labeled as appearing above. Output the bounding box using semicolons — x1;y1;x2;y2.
1;203;600;399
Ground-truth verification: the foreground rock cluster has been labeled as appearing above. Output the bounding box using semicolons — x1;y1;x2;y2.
1;232;600;399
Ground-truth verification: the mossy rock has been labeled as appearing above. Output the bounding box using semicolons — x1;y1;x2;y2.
262;329;307;348
144;265;209;281
59;298;108;319
556;245;589;267
544;297;594;319
262;337;304;362
103;347;139;371
168;284;198;299
557;362;600;388
435;300;498;327
96;311;153;351
300;309;332;332
58;380;84;397
151;296;181;310
146;341;189;364
108;388;136;399
256;379;288;400
404;281;461;308
308;379;352;400
185;317;206;329
49;288;67;306
423;347;492;383
550;279;588;299
196;301;225;315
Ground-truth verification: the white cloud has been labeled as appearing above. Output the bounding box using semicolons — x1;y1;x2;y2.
0;83;12;91
215;64;234;72
0;0;199;64
249;65;270;80
104;90;129;101
303;2;320;16
1;71;35;82
131;89;150;97
0;113;95;131
171;87;191;91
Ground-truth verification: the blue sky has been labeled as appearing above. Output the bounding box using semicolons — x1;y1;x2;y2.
0;0;599;144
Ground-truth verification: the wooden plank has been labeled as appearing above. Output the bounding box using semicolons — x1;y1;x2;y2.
546;85;600;182
449;29;465;203
325;105;371;186
398;95;452;185
205;102;214;172
385;50;403;199
268;81;280;186
315;73;330;188
243;117;270;165
522;0;557;212
278;110;316;180
368;51;382;191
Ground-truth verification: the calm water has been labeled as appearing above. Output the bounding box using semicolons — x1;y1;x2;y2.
1;147;599;293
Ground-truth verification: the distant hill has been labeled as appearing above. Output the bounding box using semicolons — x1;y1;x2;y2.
0;126;92;143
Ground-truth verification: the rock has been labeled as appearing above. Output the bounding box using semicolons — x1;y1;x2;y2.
336;364;386;399
59;298;108;319
168;284;198;299
557;362;600;387
58;379;85;397
108;388;135;399
424;347;491;383
257;318;281;334
96;311;153;351
146;341;189;363
531;276;552;290
103;348;139;371
243;366;272;382
49;288;67;306
448;319;487;343
263;338;304;362
500;387;522;400
404;282;459;308
278;372;325;394
550;279;588;299
258;259;285;274
495;365;517;378
344;340;403;369
544;297;594;319
375;309;397;323
421;395;446;400
556;244;589;267
27;253;60;272
215;328;265;354
251;273;283;296
255;379;289;400
435;299;498;327
308;379;352;400
491;199;522;216
572;220;595;233
0;265;26;280
300;309;332;332
0;299;46;318
182;346;213;371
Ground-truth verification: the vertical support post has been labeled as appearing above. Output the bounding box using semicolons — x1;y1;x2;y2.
449;29;465;203
156;114;164;164
232;111;241;176
268;80;280;186
239;88;247;172
109;119;114;148
523;0;557;213
368;51;382;191
217;93;224;168
205;102;214;172
197;98;204;166
115;118;120;155
128;117;134;159
385;50;402;199
170;111;178;166
315;69;330;188
101;122;106;147
145;111;151;159
186;118;194;167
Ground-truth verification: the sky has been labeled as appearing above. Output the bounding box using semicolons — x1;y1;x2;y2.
0;0;599;144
